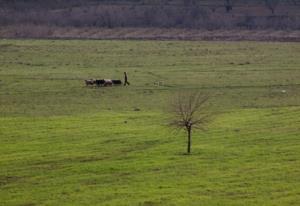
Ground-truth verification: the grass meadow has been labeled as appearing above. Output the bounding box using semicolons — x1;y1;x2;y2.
0;39;300;206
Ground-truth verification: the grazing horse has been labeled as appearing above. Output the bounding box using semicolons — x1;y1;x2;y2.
85;79;95;86
112;80;122;85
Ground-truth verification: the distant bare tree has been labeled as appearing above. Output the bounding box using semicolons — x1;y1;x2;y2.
183;0;197;7
290;0;299;5
264;0;280;14
224;0;233;12
170;92;209;154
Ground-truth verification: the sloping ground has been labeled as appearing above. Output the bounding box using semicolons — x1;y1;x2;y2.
0;39;300;205
1;108;300;206
1;26;300;41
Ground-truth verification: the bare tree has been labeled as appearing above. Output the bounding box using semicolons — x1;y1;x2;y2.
225;0;233;13
290;0;300;5
170;92;209;154
264;0;280;14
183;0;197;7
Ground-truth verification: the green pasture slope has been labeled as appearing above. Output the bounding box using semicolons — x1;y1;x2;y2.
0;39;300;206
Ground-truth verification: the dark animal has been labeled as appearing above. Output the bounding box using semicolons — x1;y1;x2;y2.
95;79;113;87
95;79;105;86
112;80;122;85
85;79;95;86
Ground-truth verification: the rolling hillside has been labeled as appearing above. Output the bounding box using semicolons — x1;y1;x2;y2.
1;39;300;205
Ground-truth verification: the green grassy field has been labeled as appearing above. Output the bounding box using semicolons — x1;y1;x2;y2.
0;39;300;206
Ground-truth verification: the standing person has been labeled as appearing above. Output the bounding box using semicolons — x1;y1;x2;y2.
124;72;130;86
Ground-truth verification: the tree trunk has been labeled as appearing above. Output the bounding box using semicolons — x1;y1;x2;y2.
187;127;191;154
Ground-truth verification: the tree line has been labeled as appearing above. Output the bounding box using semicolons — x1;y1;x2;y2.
0;0;299;29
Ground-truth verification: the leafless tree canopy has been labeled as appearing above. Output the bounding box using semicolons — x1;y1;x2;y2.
170;92;209;154
264;0;280;14
0;0;300;30
171;93;208;130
